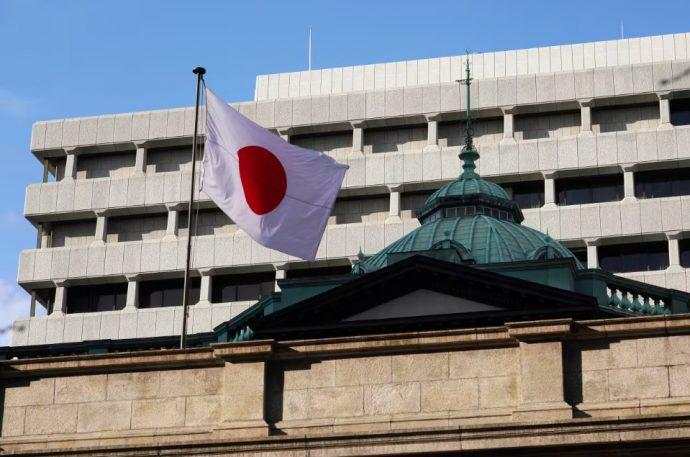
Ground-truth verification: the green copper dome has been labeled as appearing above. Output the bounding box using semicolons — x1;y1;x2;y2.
353;215;579;274
426;175;510;203
353;59;581;275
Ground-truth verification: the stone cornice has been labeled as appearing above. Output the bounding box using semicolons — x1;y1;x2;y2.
4;315;690;378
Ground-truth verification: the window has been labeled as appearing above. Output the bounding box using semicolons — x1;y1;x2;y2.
211;272;275;303
286;265;352;280
501;180;544;209
598;241;668;273
671;98;690;126
139;278;200;308
569;247;588;265
635;167;690;199
66;283;127;313
556;174;623;206
680;239;690;268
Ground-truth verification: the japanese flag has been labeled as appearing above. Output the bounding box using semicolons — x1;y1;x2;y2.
202;88;348;260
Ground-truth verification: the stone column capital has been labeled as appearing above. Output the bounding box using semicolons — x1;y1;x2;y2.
667;231;684;241
657;90;673;100
53;279;69;287
166;202;185;211
276;127;293;135
621;163;637;172
350;120;367;129
94;209;109;217
387;183;403;193
63;146;80;155
584;237;600;247
542;170;558;180
424;112;442;122
578;98;595;108
198;267;215;276
132;140;149;149
501;105;518;115
125;273;141;282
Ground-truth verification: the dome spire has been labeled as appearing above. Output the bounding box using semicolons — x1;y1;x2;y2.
457;57;479;178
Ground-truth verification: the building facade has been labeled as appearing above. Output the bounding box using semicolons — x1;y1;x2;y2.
12;31;690;346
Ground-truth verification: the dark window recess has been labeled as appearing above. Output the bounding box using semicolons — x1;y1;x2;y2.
286;265;352;280
680;239;690;268
556;174;623;206
66;283;127;313
598;241;669;273
139;278;200;308
569;247;588;265
671;98;690;126
501;181;544;209
211;272;275;303
34;288;56;313
635;167;690;199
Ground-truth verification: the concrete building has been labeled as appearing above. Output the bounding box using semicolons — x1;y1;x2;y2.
12;31;690;347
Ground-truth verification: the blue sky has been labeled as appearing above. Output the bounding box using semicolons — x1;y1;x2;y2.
1;0;689;341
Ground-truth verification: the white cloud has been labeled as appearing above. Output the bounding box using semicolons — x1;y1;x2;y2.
0;278;31;346
0;89;36;118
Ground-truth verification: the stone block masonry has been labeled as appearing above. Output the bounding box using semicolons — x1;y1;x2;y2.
3;315;690;455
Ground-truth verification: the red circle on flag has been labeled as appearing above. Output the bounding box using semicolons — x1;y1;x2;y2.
237;145;287;215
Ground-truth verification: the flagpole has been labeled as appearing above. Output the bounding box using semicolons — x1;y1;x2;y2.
180;66;206;349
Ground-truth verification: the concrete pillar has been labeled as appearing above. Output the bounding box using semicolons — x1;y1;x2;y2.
501;106;516;143
543;172;557;208
667;231;682;270
40;223;52;248
63;148;78;180
277;128;291;143
351;121;365;153
52;281;67;316
165;204;180;240
274;268;286;292
386;184;402;222
507;320;573;421
134;141;148;174
585;238;599;269
579;99;594;134
93;212;108;245
125;275;139;311
658;92;673;130
623;165;636;201
424;113;441;152
199;268;213;305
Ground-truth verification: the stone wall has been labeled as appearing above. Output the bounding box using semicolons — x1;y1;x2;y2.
51;220;96;248
3;316;690;454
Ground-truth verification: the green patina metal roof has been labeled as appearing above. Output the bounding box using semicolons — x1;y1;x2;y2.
425;175;510;204
353;214;580;274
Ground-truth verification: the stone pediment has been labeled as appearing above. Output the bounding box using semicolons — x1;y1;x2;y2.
218;255;612;342
343;289;501;322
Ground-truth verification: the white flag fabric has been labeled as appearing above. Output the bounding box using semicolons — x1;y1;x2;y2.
202;88;348;260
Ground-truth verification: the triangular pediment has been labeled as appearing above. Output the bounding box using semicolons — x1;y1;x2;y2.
343;289;500;322
219;255;606;342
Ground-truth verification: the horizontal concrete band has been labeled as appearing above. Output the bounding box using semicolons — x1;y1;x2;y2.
30;60;690;152
10;301;254;347
255;32;690;100
18;196;690;283
5;315;690;378
24;125;690;221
